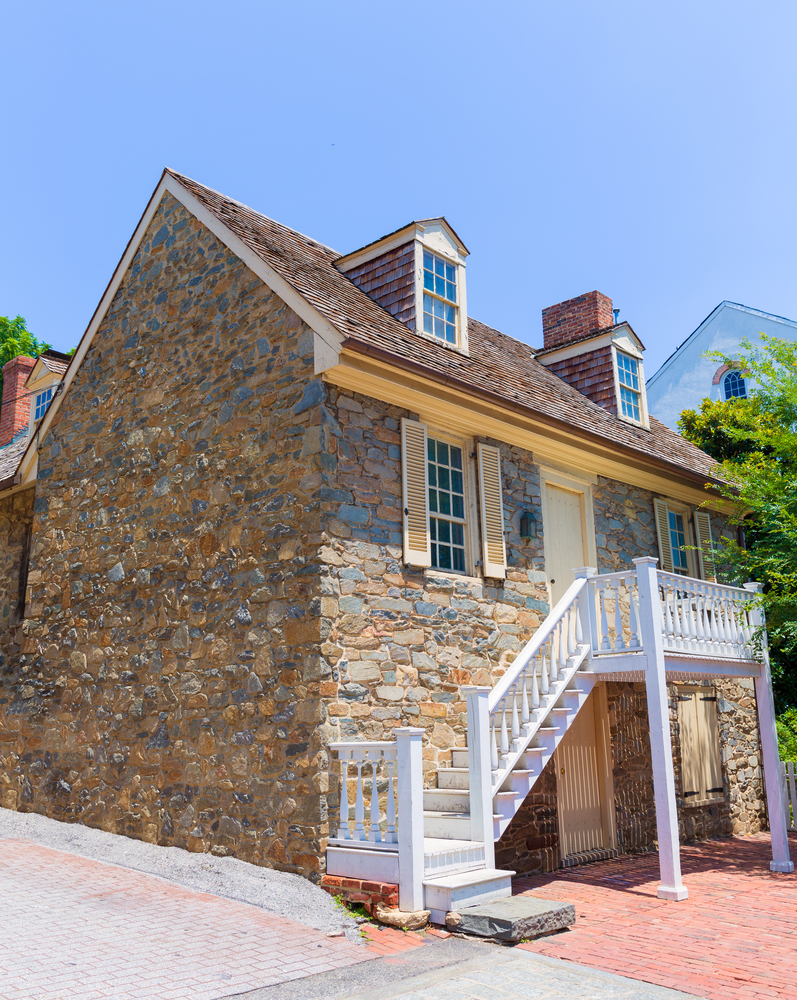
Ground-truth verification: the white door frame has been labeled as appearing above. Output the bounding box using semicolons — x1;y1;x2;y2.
539;465;598;603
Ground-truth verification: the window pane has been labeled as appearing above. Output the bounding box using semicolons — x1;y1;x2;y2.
445;262;455;282
452;522;464;546
446;281;456;302
435;274;445;296
435;257;445;276
437;519;451;543
424;271;435;292
428;438;436;462
451;446;462;470
423;250;433;270
451;469;462;493
437;441;449;464
429;489;438;513
439;491;451;515
453;494;464;518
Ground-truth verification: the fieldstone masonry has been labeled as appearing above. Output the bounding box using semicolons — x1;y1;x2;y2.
0;193;767;881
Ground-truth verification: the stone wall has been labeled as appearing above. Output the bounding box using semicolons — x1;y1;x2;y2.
0;488;34;684
0;194;336;877
593;478;658;572
494;758;559;876
318;385;550;783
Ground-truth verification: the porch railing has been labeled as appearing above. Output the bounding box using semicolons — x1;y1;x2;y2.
586;568;759;661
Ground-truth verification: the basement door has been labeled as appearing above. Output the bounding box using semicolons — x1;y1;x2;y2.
556;689;605;858
544;483;587;606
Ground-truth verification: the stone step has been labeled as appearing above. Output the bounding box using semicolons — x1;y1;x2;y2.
423;867;515;925
447;894;576;942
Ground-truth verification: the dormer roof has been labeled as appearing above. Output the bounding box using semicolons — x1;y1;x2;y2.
334;217;469;272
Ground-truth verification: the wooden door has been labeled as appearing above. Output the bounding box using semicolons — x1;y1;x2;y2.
556;690;605;858
544;483;586;606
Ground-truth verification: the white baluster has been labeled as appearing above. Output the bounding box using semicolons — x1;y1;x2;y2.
614;584;625;650
742;602;753;645
385;758;397;843
709;591;720;645
663;583;674;640
567;607;576;656
550;634;559;683
541;645;550;696
695;589;706;644
500;701;510;767
521;670;530;730
628;575;639;648
600;586;611;650
368;756;381;842
338;752;351;839
575;601;584;644
717;598;728;644
531;657;541;709
557;621;567;674
672;586;683;646
354;758;366;840
490;717;499;770
511;689;520;742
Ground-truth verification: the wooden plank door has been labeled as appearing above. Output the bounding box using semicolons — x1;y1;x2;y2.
556;689;605;858
544;483;587;607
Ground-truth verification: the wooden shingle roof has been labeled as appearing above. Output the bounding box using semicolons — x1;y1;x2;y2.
173;172;723;483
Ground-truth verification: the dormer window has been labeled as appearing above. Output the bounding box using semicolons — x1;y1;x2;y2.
34;387;53;422
617;352;642;421
422;250;457;344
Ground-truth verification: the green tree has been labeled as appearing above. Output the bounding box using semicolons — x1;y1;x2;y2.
0;315;51;405
679;334;797;716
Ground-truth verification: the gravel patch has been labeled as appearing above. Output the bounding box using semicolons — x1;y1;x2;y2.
0;806;361;943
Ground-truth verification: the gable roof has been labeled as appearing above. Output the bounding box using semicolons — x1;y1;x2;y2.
648;300;797;389
4;169;720;493
168;170;719;484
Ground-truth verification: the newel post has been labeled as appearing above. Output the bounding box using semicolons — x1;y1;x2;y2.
744;582;794;873
574;567;598;654
395;727;425;911
464;686;496;868
633;556;688;901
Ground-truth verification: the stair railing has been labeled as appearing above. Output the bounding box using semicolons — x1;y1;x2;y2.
329;728;425;911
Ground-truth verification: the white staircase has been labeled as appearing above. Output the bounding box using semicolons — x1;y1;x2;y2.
329;576;598;922
327;563;786;916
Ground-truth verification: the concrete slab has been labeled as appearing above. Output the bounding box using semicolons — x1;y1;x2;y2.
447;895;575;941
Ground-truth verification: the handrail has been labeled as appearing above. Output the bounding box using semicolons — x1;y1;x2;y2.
488;576;587;712
656;570;756;600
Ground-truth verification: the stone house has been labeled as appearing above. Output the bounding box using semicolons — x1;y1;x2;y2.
0;172;790;913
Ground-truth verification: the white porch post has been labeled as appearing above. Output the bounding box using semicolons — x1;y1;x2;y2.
464;686;496;868
744;582;794;873
574;567;598;653
395;727;426;910
634;556;688;900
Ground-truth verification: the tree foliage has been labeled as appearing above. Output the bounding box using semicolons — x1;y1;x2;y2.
0;315;51;404
679;334;797;714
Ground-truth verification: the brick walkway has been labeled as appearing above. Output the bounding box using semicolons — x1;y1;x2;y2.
0;839;377;1000
514;832;797;1000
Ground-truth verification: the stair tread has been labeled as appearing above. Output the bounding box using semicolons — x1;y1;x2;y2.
424;810;502;820
424;867;516;888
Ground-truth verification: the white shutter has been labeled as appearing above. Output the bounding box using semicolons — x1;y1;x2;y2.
694;510;716;581
477;443;507;579
677;690;702;800
401;418;431;567
654;498;675;573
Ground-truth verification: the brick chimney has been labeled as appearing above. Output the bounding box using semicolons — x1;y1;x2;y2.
541;291;614;350
0;355;35;446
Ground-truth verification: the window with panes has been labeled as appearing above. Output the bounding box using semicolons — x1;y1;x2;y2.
427;437;466;571
422;250;457;344
34;387;53;422
616;352;642;421
669;509;690;575
722;370;747;400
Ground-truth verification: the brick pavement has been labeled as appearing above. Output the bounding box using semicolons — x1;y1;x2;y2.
514;832;797;1000
0;839;379;1000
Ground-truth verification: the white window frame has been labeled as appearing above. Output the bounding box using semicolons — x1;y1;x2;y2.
27;374;61;439
426;429;471;576
611;343;649;429
654;498;699;578
413;234;468;354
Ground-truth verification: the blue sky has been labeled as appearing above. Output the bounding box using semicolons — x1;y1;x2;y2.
3;1;797;376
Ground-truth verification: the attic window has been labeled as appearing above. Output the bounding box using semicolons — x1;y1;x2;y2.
34;387;53;422
616;352;642;421
422;250;457;344
722;370;747;400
